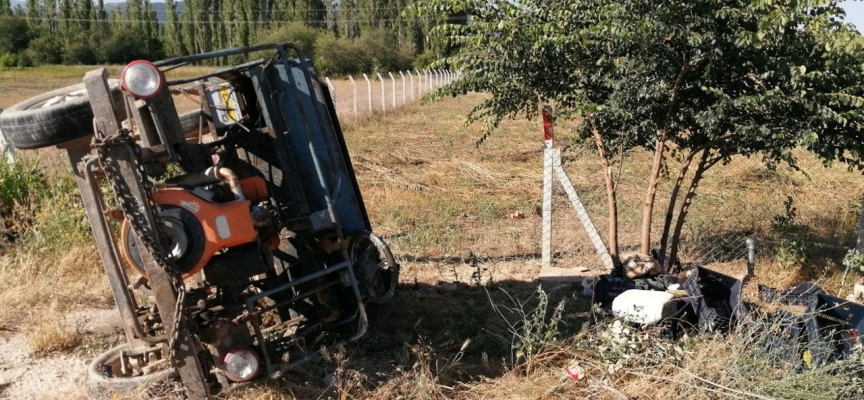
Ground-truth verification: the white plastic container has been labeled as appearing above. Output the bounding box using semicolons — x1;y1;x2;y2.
611;289;677;325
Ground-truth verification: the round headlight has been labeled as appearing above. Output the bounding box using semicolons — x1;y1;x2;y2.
223;348;260;383
120;60;164;99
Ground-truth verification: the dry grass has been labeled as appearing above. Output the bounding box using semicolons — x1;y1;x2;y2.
23;305;82;356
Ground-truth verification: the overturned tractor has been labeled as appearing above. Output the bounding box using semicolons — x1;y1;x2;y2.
0;44;398;399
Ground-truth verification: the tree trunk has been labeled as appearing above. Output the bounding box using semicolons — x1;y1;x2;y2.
593;129;620;265
643;58;691;256
857;191;864;251
640;132;666;255
669;151;715;264
659;150;700;262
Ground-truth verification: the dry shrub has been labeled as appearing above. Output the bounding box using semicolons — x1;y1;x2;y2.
23;306;81;356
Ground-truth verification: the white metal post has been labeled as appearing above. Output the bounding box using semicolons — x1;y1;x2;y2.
389;72;396;109
407;70;414;101
363;74;372;113
376;73;386;111
399;71;406;105
324;77;336;101
348;75;358;118
0;108;13;165
425;70;430;92
541;106;554;269
554;154;615;270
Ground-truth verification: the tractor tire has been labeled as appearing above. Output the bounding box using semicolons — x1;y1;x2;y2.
85;344;177;400
0;81;206;150
0;80;126;150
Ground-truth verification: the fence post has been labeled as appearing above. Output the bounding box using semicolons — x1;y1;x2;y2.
389;72;396;109
324;77;336;101
399;71;406;105
363;73;372;113
0;108;13;165
407;70;414;101
542;106;554;269
425;70;430;92
376;73;386;111
348;75;358;118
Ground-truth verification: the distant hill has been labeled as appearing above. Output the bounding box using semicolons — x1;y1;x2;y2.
9;1;185;24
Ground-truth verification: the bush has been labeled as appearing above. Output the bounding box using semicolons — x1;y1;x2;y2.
257;22;320;60
356;29;413;73
99;28;164;64
62;34;98;65
25;35;64;65
0;160;47;246
0;16;35;55
314;34;370;75
0;52;17;69
412;50;438;70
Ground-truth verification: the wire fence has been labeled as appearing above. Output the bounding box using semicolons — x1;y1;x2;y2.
322;69;458;123
537;148;862;275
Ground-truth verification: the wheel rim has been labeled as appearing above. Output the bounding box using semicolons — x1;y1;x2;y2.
28;89;88;110
350;232;398;303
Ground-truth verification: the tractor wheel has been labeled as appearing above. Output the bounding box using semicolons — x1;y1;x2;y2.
0;82;206;150
0;81;125;150
85;344;178;400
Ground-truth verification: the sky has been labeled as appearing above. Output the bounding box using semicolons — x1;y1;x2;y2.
841;0;864;32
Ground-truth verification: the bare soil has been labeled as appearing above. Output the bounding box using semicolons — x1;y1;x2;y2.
0;309;122;399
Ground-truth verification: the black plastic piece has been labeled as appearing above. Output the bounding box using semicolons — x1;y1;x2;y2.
682;267;748;332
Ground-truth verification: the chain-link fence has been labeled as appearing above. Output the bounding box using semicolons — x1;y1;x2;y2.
540;144;862;275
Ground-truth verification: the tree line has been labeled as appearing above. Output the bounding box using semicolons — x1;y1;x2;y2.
0;0;444;74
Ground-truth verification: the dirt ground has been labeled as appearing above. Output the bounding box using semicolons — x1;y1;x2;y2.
0;309;123;399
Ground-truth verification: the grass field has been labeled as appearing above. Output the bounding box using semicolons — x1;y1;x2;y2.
1;65;863;399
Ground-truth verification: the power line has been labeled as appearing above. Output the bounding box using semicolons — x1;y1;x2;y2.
15;15;467;25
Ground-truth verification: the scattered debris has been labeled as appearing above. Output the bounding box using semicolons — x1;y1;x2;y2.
564;363;584;381
621;253;666;279
848;283;864;303
587;254;864;371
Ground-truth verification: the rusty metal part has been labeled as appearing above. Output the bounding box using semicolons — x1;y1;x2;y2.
67;148;150;349
84;69;211;399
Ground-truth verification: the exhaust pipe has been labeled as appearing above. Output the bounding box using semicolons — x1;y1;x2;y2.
205;166;244;200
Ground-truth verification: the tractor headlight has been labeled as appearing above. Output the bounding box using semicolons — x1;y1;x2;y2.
120;60;164;99
223;348;260;382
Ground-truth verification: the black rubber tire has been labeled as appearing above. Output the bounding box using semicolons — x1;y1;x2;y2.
0;80;126;150
85;344;177;400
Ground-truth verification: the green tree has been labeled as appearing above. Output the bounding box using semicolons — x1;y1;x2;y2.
162;0;182;56
0;15;35;54
24;0;40;28
414;0;864;265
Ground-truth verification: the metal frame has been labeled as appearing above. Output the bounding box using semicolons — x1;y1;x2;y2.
64;43;382;397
